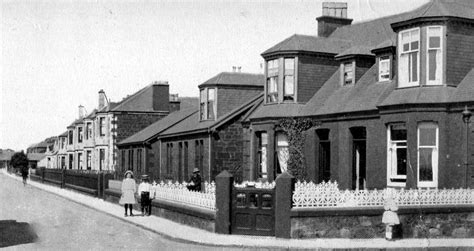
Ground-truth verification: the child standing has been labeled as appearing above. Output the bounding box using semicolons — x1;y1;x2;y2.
119;170;137;217
138;175;152;216
382;188;400;240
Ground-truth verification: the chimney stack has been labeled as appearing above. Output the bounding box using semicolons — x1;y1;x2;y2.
169;93;181;113
316;2;352;37
152;81;170;112
98;89;106;109
78;105;85;119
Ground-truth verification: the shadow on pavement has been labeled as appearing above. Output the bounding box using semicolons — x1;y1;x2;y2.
0;220;38;248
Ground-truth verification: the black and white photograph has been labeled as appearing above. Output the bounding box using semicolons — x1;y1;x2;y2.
1;0;473;249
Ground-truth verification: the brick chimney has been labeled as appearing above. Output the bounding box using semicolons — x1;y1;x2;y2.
98;89;106;109
152;81;170;112
316;2;352;37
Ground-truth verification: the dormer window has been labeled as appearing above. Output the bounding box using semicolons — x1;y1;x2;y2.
398;28;420;87
342;61;354;85
200;87;216;120
266;59;279;103
379;56;391;81
427;26;442;85
265;57;298;104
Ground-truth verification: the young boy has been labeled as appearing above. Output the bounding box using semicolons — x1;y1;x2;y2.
138;175;152;216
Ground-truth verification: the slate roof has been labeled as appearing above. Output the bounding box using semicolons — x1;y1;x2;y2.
335;46;374;58
443;68;474;103
160;94;263;138
0;151;14;161
262;34;351;56
58;131;68;137
199;72;264;88
118;108;198;146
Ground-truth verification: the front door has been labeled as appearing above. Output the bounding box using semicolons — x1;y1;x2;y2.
351;127;366;190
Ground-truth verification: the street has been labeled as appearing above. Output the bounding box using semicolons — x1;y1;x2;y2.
0;174;267;250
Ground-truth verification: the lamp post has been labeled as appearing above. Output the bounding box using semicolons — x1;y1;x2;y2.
462;106;472;188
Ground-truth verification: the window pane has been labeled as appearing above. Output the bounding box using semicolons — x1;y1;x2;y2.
207;100;215;119
390;124;407;141
428;50;438;81
429;37;440;48
396;148;407;176
284;58;294;74
284;76;294;95
411;41;419;50
403;43;409;52
419;148;433;181
208;88;215;101
277;133;288;146
420;127;436;146
411;52;418;82
261;133;268;145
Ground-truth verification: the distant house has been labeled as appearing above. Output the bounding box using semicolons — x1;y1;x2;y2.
245;0;474;189
118;72;264;182
53;81;197;172
0;149;15;169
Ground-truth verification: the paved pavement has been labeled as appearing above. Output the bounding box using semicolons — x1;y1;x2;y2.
1;169;473;250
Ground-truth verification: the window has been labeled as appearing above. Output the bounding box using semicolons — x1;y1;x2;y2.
86;151;92;170
128;149;134;172
200;89;206;120
99;117;106;137
343;61;354;85
200;88;216;120
99;149;105;171
379;56;391;81
427;26;442;85
61;156;66;169
195;140;204;173
166;143;173;174
283;58;295;101
137;148;143;174
275;133;289;175
207;88;215;120
316;129;331;182
78;127;83;143
68;130;73;145
184;142;189;180
418;123;438;187
85;122;92;140
387;124;407;186
399;28;420;87
78;152;83;170
257;132;268;179
266;59;279;103
68;154;74;169
60;137;65;149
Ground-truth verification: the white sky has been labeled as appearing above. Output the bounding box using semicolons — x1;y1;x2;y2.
1;0;428;151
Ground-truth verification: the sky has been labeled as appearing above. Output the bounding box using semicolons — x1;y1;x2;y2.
1;0;429;151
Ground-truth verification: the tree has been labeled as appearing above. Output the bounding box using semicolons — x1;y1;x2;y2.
11;151;29;173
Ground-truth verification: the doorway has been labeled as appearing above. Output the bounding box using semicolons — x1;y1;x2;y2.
350;127;366;190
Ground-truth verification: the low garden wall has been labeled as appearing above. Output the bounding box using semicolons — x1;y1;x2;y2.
291;206;474;239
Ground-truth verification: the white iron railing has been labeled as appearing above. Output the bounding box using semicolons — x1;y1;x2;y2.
234;180;276;189
293;180;474;208
151;181;216;211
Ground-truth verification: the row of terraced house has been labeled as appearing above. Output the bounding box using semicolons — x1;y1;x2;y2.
41;0;474;190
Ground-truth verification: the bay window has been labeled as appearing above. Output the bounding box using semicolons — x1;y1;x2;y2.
99;117;106;137
266;59;279;103
78;127;83;143
417;123;438;187
427;26;443;85
283;58;295;101
387;123;407;186
86;150;92;170
399;28;420;87
199;87;216;120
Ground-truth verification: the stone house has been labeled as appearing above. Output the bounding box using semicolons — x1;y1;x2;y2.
117;72;264;182
54;81;194;172
245;0;474;189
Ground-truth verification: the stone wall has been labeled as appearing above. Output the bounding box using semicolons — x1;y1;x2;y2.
291;206;474;239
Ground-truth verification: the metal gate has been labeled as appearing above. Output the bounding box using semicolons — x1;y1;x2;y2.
231;187;275;236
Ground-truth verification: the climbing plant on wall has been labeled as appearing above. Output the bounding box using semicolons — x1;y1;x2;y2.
278;118;319;180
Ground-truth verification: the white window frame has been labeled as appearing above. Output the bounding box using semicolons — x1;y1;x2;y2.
266;59;279;103
283;58;295;101
342;61;355;85
199;87;216;121
426;26;443;86
417;123;438;188
387;124;407;187
398;27;420;88
379;56;391;82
